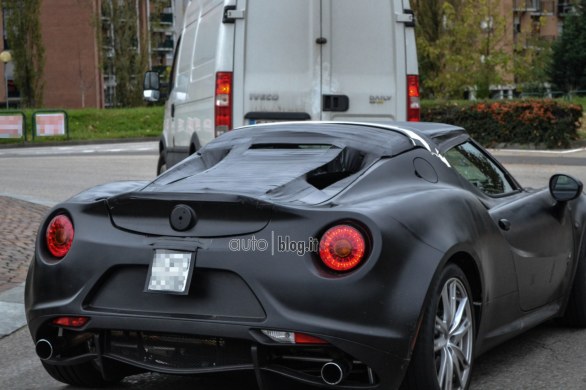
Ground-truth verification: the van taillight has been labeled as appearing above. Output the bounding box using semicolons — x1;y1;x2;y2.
215;72;233;137
407;75;420;122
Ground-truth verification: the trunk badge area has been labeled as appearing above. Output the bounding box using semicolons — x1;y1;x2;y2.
170;205;197;231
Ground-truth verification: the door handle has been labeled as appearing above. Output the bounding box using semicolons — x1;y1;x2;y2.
171;103;175;118
323;95;349;112
498;219;511;231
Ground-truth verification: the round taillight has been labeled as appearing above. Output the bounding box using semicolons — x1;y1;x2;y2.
319;225;366;272
46;214;74;258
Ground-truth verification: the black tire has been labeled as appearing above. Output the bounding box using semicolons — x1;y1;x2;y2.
157;153;167;175
402;264;475;390
563;243;586;326
41;360;122;388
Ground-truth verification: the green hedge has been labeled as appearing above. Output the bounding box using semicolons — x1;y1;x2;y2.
421;100;583;148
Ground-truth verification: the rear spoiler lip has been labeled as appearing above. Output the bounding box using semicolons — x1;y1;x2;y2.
107;190;275;210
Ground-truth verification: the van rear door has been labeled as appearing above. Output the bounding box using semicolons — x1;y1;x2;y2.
234;0;416;125
235;0;320;125
321;0;409;121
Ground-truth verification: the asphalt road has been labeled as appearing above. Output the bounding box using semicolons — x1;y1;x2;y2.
1;142;585;205
1;142;586;389
0;142;158;205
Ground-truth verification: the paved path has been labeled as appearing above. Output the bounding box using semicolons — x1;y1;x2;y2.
0;141;157;157
0;197;48;338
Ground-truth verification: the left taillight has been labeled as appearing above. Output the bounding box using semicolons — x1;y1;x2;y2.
407;74;420;122
319;224;367;272
215;71;233;137
45;214;74;259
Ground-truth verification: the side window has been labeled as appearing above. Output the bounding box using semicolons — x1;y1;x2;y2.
191;5;222;79
168;35;181;93
176;22;197;91
445;142;517;196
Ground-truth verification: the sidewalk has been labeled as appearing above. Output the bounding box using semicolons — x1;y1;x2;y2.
490;146;586;166
0;196;48;338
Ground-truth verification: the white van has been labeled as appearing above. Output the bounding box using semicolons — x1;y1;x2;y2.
144;0;420;173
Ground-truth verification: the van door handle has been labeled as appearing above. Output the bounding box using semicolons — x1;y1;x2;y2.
171;103;175;118
498;219;511;231
323;95;349;112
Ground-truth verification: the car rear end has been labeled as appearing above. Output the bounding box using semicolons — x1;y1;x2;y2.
26;190;424;389
26;123;436;389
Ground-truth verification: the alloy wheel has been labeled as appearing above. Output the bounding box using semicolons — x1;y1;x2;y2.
434;277;474;390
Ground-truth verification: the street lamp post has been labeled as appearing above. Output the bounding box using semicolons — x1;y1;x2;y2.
0;50;12;109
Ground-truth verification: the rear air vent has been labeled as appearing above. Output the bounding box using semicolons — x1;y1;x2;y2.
306;148;365;190
250;144;334;150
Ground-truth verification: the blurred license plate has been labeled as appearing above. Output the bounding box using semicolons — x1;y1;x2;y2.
145;249;194;294
246;119;280;125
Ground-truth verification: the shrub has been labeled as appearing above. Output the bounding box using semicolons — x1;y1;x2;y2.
422;100;582;148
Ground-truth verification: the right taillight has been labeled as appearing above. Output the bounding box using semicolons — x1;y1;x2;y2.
407;74;420;122
319;225;366;272
46;214;74;259
215;71;233;137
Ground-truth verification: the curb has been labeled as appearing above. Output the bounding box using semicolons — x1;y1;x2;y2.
0;137;158;150
0;283;26;339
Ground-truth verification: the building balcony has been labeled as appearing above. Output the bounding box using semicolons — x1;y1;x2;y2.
558;1;575;15
513;0;539;12
513;0;555;14
159;12;173;24
517;34;557;49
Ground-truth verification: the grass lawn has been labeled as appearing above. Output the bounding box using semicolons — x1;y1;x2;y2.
0;106;164;145
1;98;585;145
568;97;586;140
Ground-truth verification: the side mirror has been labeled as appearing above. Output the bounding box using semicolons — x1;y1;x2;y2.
549;174;583;202
143;71;160;102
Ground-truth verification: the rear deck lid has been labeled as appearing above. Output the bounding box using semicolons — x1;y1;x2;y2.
107;192;272;238
140;122;416;205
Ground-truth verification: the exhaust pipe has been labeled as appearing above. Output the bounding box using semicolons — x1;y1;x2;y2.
35;333;93;361
321;359;350;386
35;339;54;360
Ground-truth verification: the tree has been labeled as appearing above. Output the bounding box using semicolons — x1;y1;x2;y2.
549;0;586;93
513;30;553;94
101;0;148;107
412;0;509;99
4;0;45;108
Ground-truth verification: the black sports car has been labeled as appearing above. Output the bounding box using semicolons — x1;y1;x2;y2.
25;122;586;390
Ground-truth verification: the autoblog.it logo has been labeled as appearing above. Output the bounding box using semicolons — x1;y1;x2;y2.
228;234;319;256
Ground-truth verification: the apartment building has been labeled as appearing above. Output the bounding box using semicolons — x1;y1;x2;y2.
0;0;178;109
511;0;573;46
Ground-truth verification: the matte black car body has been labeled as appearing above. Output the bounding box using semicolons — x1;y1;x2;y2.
25;122;586;389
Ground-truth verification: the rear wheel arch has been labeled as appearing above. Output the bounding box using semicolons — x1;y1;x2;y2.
403;261;477;389
159;137;167;154
189;133;201;155
450;252;483;324
427;251;483;329
562;228;586;325
157;137;167;175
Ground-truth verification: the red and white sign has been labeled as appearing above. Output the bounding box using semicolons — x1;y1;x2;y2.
0;115;23;139
36;113;66;136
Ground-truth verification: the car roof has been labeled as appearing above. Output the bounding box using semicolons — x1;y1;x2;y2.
143;121;471;205
360;121;469;153
229;121;469;154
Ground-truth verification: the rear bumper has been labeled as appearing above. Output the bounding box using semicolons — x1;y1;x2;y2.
26;311;409;389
